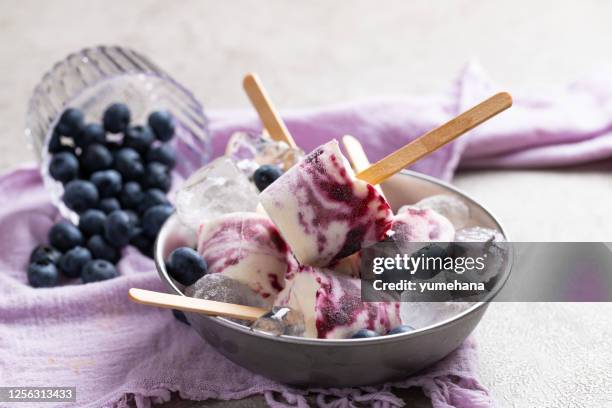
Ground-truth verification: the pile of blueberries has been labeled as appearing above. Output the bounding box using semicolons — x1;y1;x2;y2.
27;103;177;288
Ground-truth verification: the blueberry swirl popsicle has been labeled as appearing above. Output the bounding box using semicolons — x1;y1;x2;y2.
259;139;393;267
275;265;402;339
197;212;293;305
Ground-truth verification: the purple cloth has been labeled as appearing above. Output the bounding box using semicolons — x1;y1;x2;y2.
2;63;611;408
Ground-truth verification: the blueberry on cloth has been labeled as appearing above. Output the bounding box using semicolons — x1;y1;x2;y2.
28;260;60;288
29;245;62;265
98;197;121;214
86;235;119;263
59;246;92;278
63;180;99;213
120;181;144;209
78;209;107;237
172;309;190;325
142;205;173;239
82;259;118;283
138;189;169;214
104;210;132;248
130;229;153;257
48;221;83;252
166;247;207;286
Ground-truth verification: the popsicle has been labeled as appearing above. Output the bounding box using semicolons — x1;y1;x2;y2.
261;93;512;267
393;206;455;242
259;139;393;267
275;265;402;339
197;212;292;304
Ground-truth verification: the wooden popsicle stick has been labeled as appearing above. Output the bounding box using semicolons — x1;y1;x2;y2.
356;92;512;185
342;135;385;196
342;135;372;173
128;288;268;321
243;73;297;148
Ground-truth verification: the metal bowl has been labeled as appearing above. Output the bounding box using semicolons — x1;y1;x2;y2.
154;170;511;388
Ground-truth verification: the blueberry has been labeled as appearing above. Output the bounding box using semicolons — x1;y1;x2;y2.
114;148;144;181
48;221;83;252
104;210;131;248
130;229;153;257
148;110;176;142
27;260;60;288
143;162;171;192
81;259;118;283
146;144;176;169
142;205;173;239
138;189;169;214
90;169;122;198
76;123;106;147
120;181;144;209
49;152;79;184
48;130;71;154
78;209;107;237
29;245;62;265
166;247;207;286
124;211;140;238
56;108;84;137
103;103;130;133
351;329;378;339
172;309;190;325
59;246;92;278
86;235;119;263
123;125;155;154
387;325;415;335
81;143;113;174
253;164;283;192
98;197;121;214
63;180;99;213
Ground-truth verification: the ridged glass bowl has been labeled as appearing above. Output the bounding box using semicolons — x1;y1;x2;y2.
25;45;211;222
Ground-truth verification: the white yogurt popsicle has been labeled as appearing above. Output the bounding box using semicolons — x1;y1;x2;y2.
259;140;393;267
197;212;292;305
275;265;402;339
393;206;455;242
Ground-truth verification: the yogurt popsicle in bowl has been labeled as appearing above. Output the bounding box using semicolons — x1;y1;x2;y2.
271;265;402;339
261;92;513;268
196;212;292;305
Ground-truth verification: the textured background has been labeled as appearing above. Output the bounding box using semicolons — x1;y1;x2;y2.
1;0;611;406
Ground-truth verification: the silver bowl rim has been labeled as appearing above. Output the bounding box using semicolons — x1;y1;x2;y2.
155;169;513;346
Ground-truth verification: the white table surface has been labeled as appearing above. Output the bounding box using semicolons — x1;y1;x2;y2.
2;1;611;406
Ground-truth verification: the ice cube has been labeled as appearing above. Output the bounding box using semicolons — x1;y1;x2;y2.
225;131;304;177
450;228;509;284
175;157;259;230
399;297;473;329
250;306;305;336
455;226;505;243
416;195;470;229
184;273;267;309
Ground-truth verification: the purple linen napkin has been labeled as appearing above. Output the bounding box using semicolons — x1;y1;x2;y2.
2;64;611;408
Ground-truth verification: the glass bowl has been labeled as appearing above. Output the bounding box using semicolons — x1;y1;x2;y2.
25;45;211;223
